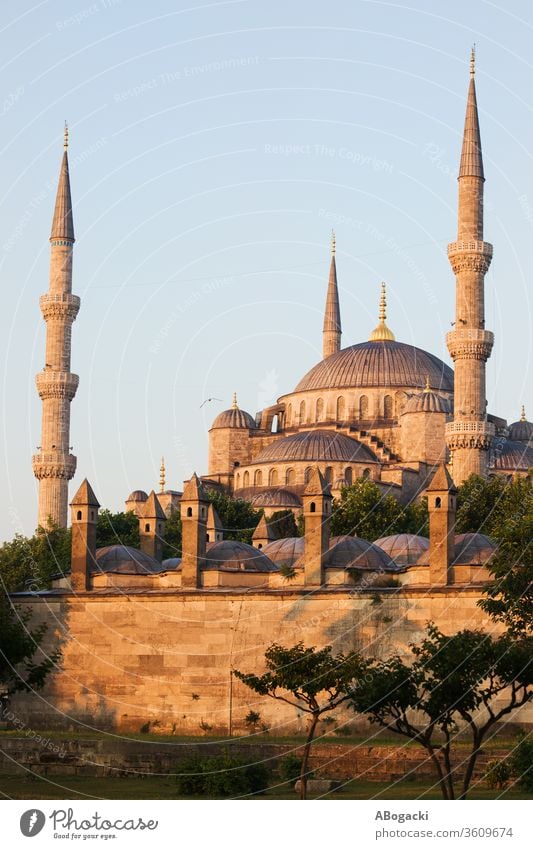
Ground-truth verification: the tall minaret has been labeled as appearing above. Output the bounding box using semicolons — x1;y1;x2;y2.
445;49;494;484
322;231;341;358
32;125;79;528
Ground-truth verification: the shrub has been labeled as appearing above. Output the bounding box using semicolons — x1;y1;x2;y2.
176;752;270;798
484;759;511;790
278;753;303;785
510;734;533;793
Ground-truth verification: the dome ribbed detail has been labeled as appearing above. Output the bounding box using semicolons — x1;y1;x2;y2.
204;540;278;572
252;430;378;464
251;488;302;508
210;408;255;429
94;545;163;574
374;533;429;566
508;419;533;443
489;440;533;472
126;490;148;502
294;341;453;393
403;391;452;414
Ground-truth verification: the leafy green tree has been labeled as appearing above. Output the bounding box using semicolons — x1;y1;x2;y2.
0;591;60;702
0;522;71;594
207;491;263;544
234;642;369;799
162;511;182;560
267;510;298;540
96;509;140;548
350;624;532;800
331;479;405;541
455;474;508;535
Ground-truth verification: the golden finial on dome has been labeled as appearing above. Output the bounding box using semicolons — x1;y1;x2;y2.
64;121;69;150
159;457;166;493
470;45;475;77
331;229;336;256
369;282;396;342
520;405;527;422
424;375;431;393
232;392;238;410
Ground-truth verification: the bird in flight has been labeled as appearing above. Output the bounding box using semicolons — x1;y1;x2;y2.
200;397;222;408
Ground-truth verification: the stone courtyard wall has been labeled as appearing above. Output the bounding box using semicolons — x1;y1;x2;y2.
9;587;532;734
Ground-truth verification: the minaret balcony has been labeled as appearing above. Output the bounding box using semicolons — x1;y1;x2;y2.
32;451;77;480
447;240;493;274
39;293;80;321
445;420;494;451
35;371;79;401
446;328;494;361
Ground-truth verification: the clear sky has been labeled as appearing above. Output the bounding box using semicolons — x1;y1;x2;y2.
0;0;532;539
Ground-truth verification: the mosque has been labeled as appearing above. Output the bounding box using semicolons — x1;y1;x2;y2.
11;54;532;734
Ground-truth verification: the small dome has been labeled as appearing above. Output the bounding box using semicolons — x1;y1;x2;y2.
293;535;397;571
374;533;430;566
211;397;255;430
251;488;302;509
453;533;496;565
489;440;533;473
162;557;181;570
403;391;451;415
252;430;378;464
263;537;305;567
94;545;163;574
126;490;148;503
508;418;533;444
204;540;278;572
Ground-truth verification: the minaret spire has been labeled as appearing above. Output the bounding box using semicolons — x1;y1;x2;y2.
322;231;342;358
369;282;395;342
159;457;166;492
445;52;494;484
32;128;80;528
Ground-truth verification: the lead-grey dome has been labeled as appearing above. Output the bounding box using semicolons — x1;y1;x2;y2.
251;488;302;509
252;430;378;464
508;419;533;444
324;535;399;571
489;440;533;473
126;490;148;503
204;540;278;572
263;537;305;567
210;408;255;430
453;533;496;565
403;391;451;415
294;341;453;393
94;545;163;574
374;533;430;566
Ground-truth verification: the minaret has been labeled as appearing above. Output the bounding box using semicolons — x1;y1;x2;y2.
445;49;494;484
32;125;79;528
322;231;341;358
159;456;166;493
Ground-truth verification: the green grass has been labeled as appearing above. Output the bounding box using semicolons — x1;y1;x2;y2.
0;773;530;801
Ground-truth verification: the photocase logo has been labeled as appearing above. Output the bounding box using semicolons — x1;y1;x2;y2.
20;809;46;837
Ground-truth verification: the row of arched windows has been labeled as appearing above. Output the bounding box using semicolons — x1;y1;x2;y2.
284;394;395;425
236;465;373;489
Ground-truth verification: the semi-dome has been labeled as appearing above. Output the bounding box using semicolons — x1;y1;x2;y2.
204;540;278;572
263;537;304;567
252;430;378;464
489;440;533;473
374;533;430;566
210;394;255;430
93;545;163;574
126;490;148;503
251;488;302;509
453;533;496;565
294;341;454;393
403;390;452;415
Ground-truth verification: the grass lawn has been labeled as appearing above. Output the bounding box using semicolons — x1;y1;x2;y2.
0;773;531;800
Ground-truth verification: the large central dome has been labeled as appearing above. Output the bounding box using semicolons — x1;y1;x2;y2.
294;341;454;393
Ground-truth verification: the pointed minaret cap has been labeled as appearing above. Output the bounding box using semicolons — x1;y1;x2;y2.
50;125;75;242
252;514;276;543
70;478;100;507
143;490;166;520
369;282;395;342
304;466;331;497
207;502;223;531
426;464;458;494
323;234;342;336
182;472;209;502
459;48;484;180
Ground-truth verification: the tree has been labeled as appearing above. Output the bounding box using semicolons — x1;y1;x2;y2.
234;642;369;799
96;509;140;549
0;522;71;594
207;491;263;544
479;477;533;636
267;510;298;540
162;511;182;560
0;591;60;704
349;624;532;800
330;478;428;541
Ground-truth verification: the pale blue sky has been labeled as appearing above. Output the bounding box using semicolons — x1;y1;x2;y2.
1;0;532;538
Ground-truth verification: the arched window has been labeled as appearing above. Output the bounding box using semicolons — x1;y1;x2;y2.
271;414;279;433
316;398;324;421
345;467;353;486
325;466;333;484
286;468;295;485
206;533;210;542
287;403;292;426
269;468;279;486
299;400;306;423
435;497;441;508
187;507;193;517
77;510;82;521
359;395;369;419
304;466;312;484
236;472;240;488
336;396;346;421
384;394;393;419
310;502;316;513
362;468;371;480
243;470;250;487
254;470;263;486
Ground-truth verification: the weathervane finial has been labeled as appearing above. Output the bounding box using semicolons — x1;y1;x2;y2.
470;45;476;77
